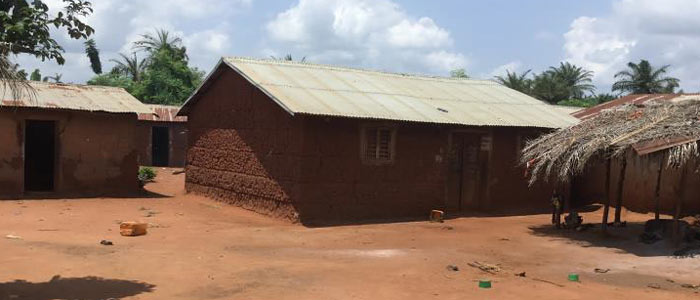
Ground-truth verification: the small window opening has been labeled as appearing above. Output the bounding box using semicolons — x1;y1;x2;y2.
363;126;395;163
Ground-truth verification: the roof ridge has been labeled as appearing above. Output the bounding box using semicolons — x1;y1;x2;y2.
224;56;495;85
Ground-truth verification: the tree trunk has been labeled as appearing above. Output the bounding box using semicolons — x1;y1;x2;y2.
654;154;664;220
601;159;612;234
614;157;627;224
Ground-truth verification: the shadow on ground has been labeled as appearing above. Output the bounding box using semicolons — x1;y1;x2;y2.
528;220;699;257
0;275;155;300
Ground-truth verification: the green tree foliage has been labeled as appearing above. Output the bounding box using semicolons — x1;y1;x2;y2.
494;70;532;94
450;68;469;79
556;93;617;108
1;0;93;98
88;29;203;105
612;60;680;94
84;38;101;74
530;72;570;104
109;53;147;81
548;62;595;98
86;73;133;91
29;68;41;81
131;47;204;105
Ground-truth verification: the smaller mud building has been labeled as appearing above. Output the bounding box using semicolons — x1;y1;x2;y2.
0;82;152;198
178;57;578;223
137;105;188;167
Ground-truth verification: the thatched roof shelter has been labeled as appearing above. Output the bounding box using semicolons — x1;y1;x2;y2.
522;100;700;185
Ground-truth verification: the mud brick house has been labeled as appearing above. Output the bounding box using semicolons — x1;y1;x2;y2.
0;82;152;198
177;57;578;223
137;105;188;167
569;94;700;214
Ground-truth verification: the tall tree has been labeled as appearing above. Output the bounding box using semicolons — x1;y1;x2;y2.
494;70;532;94
612;60;680;94
109;53;148;82
29;69;41;81
450;68;469;79
548;62;595;98
131;46;203;105
134;29;187;60
84;38;101;74
0;0;94;98
531;72;570;104
42;73;62;83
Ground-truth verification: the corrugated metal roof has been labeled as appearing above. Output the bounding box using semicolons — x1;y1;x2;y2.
572;93;700;120
552;105;582;115
0;81;152;114
179;57;578;128
138;104;187;122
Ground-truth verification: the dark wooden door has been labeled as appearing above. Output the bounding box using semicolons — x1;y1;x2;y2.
152;126;170;167
24;120;56;191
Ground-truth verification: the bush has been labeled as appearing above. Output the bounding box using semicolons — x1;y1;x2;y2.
138;167;157;186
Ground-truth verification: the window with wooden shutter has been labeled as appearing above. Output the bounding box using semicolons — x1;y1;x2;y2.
362;126;396;164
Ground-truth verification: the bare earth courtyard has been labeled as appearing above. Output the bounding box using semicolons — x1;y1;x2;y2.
1;169;699;299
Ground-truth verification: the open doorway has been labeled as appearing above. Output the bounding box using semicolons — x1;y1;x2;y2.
151;126;169;166
24;120;56;192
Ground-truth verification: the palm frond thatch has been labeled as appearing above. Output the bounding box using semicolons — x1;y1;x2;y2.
521;100;700;185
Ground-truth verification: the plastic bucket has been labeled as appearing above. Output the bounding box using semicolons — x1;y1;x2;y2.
478;280;492;288
568;273;580;282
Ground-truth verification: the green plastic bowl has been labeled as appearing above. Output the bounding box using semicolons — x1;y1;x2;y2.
568;273;580;282
478;280;492;289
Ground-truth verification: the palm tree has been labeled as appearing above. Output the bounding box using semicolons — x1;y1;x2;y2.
270;54;306;62
134;29;187;60
531;72;569;104
109;53;148;82
0;53;32;99
494;69;532;94
612;60;680;94
548;62;595;98
42;73;63;83
84;39;102;74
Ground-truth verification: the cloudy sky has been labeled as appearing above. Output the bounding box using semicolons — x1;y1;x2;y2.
14;0;700;92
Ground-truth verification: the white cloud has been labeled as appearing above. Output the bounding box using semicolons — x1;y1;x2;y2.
265;0;466;75
486;61;523;78
564;0;700;91
14;0;251;84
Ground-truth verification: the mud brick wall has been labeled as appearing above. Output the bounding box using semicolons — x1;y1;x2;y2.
136;121;188;167
296;117;449;222
185;70;305;221
573;153;700;216
485;127;556;212
0;108;140;198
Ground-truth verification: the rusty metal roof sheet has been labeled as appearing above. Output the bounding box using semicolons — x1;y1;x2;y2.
572;93;700;120
0;81;152;114
138;104;187;122
179;57;578;128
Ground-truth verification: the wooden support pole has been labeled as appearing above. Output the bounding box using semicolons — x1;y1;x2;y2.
654;154;664;220
673;165;688;246
614;157;628;224
601;159;612;234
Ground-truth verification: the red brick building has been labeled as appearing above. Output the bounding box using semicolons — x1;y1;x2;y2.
177;57;577;224
137;105;188;167
0;82;152;198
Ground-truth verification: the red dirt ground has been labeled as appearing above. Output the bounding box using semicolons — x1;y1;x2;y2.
1;168;699;299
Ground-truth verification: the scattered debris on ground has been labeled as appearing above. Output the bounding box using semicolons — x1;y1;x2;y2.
647;283;661;289
120;222;148;236
445;265;459;272
531;277;565;287
100;240;113;246
429;210;444;223
5;234;22;240
594;268;610;273
680;283;699;289
441;226;454;230
515;272;526;277
467;261;501;274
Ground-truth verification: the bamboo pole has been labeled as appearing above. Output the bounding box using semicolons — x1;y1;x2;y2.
654;154;664;220
673;165;688;246
614;157;628;225
601;159;612;234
